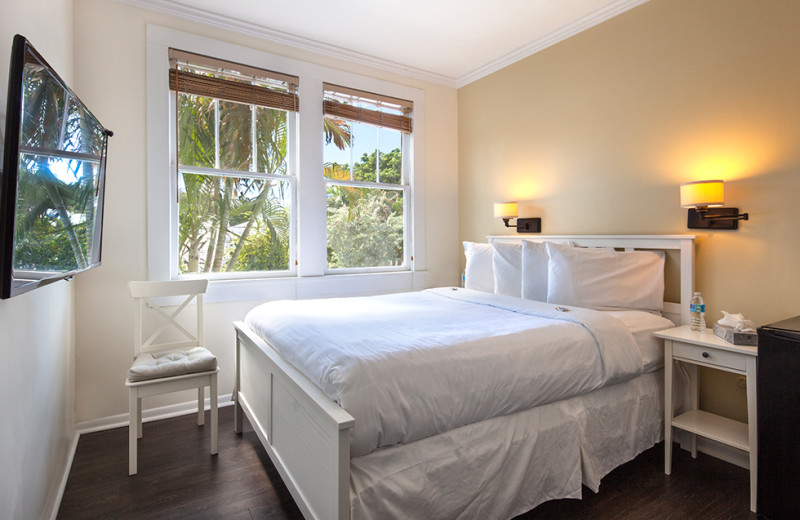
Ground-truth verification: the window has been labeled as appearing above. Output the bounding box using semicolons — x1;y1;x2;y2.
323;84;412;270
169;49;297;275
148;27;426;300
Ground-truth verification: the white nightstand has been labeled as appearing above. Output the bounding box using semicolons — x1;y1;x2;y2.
654;325;758;513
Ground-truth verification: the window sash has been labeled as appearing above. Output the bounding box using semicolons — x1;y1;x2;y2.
177;169;295;276
324;180;409;272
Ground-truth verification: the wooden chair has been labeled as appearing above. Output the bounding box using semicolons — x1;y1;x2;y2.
125;279;219;475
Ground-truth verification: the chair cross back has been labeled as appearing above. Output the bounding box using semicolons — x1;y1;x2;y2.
130;280;208;357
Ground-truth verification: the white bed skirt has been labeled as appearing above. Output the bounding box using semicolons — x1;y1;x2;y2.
350;370;665;520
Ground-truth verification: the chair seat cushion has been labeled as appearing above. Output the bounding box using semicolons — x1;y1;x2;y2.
127;347;217;382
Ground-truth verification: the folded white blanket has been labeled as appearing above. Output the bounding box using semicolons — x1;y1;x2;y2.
245;288;643;456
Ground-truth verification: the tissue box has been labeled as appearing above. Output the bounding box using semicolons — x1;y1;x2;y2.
713;323;758;346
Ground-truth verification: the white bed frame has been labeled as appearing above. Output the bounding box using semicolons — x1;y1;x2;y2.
233;234;695;520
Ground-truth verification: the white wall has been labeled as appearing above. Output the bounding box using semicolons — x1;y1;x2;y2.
0;2;76;519
71;0;459;423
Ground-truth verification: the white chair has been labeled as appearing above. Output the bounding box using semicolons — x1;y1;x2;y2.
125;279;219;475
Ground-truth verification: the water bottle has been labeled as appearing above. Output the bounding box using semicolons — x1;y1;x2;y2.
460;272;465;288
690;292;706;332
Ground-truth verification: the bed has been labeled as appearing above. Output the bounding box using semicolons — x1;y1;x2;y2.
233;234;695;519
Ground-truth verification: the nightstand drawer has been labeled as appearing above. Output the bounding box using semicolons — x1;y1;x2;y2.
673;341;746;371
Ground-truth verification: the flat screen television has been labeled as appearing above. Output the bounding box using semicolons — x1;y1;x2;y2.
0;34;112;299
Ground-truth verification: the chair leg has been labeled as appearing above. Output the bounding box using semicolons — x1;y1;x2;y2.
197;386;205;426
129;389;138;475
210;374;218;455
137;397;143;439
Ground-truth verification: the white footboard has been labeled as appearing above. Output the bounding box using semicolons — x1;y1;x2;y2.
234;321;355;520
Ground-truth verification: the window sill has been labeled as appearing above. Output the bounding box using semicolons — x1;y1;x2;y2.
204;270;428;304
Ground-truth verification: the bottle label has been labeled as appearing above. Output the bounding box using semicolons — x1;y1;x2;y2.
690;304;705;313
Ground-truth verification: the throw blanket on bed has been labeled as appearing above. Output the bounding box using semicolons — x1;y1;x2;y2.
244;287;644;457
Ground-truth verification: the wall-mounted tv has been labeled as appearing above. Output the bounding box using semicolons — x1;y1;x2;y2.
0;34;112;299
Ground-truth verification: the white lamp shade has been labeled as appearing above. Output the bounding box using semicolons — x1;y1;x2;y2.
680;180;724;208
494;201;518;219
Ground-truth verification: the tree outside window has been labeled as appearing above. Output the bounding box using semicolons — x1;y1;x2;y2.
323;85;412;269
171;54;296;275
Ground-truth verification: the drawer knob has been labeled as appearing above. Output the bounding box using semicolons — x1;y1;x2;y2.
702;351;709;358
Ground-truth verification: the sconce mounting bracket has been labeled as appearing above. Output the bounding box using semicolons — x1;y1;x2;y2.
687;208;743;230
515;218;541;233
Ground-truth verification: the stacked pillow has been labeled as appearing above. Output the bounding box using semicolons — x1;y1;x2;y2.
461;240;665;313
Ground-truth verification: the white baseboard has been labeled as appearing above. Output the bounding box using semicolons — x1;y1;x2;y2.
676;429;749;469
76;393;233;434
48;431;80;520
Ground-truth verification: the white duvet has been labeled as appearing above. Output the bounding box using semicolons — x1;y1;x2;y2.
244;287;645;457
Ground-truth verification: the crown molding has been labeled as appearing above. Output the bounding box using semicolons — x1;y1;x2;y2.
456;0;650;88
114;0;458;87
116;0;647;90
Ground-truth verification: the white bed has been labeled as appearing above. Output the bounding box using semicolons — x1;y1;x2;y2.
233;234;695;520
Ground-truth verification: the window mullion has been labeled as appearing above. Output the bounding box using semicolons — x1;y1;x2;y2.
375;127;380;183
251;105;257;173
214;99;220;169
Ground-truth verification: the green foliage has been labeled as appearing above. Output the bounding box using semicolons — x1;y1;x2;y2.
234;227;289;272
177;81;407;273
327;189;403;268
177;90;291;274
353;148;402;185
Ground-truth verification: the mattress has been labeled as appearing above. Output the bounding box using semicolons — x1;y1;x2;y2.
244;288;672;457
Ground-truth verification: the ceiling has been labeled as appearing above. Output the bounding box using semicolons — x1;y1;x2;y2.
120;0;648;87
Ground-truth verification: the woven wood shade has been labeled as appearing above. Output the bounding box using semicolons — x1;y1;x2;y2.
323;100;411;134
323;84;412;134
170;69;298;112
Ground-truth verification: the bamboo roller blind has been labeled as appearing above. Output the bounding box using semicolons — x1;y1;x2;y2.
168;48;299;112
323;83;413;134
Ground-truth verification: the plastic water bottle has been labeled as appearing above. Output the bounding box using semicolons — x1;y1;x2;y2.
690;292;706;332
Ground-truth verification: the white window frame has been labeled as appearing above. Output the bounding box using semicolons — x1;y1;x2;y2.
146;25;426;302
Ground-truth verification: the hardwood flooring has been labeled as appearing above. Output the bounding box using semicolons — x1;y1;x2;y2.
58;406;757;519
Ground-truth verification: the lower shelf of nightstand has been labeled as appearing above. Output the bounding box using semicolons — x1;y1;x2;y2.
672;409;749;452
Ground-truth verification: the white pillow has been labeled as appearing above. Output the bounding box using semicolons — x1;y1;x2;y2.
463;242;494;292
521;240;549;302
492;242;522;297
545;241;665;312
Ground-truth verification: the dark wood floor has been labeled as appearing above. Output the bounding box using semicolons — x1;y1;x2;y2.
58;406;757;519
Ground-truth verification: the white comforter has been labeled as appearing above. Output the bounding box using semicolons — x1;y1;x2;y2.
244;287;644;457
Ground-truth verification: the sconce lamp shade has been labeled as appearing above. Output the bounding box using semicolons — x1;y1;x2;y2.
494;201;518;219
680;180;724;208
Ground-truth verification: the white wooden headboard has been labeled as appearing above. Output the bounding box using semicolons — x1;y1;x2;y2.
486;235;696;326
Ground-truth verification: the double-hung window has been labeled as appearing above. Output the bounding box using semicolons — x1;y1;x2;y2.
323;84;412;271
169;49;297;276
149;28;425;298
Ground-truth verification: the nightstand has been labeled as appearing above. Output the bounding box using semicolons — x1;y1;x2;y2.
654;325;758;513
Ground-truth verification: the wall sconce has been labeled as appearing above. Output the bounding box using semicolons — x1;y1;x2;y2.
494;201;541;233
680;180;749;230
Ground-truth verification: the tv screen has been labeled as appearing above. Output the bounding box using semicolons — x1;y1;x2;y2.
0;34;112;299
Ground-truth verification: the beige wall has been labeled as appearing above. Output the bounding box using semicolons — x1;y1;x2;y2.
71;0;459;422
0;2;76;518
459;0;800;421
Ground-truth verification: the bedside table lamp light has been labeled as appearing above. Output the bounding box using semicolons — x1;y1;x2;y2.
680;180;749;230
494;201;541;233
